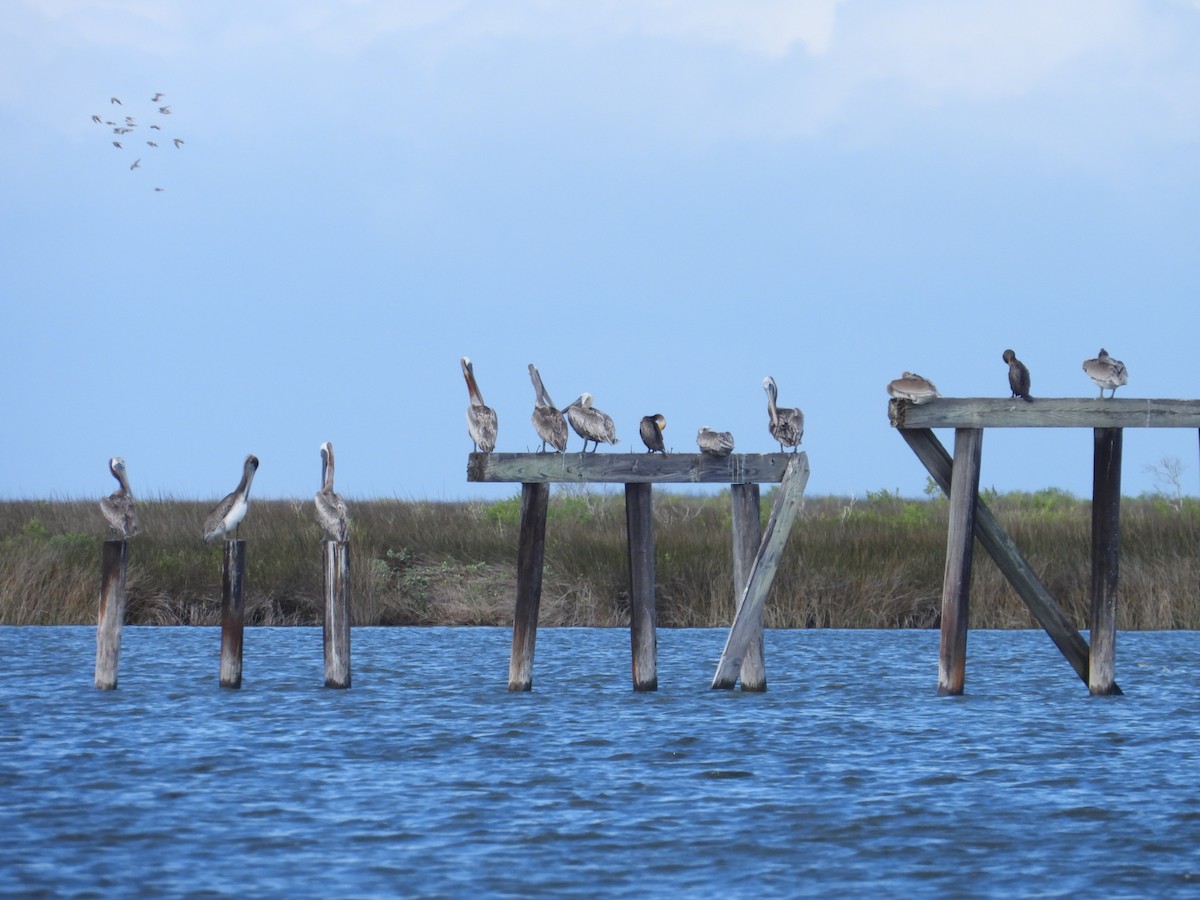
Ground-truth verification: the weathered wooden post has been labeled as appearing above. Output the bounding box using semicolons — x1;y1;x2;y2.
730;483;766;690
509;482;549;691
1089;427;1123;695
94;540;128;690
220;539;246;688
625;482;657;691
713;454;810;689
323;540;351;689
938;428;983;696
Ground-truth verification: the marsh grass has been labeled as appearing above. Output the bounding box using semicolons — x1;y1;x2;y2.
2;488;1197;628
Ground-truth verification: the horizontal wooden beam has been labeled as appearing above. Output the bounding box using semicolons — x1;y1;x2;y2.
890;397;1200;430
467;452;796;484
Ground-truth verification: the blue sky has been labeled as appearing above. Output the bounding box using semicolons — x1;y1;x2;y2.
4;0;1199;503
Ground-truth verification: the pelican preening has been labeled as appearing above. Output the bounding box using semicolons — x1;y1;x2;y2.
697;426;735;457
887;372;940;404
566;393;618;452
639;414;666;454
1003;349;1033;402
763;376;804;453
1083;349;1127;398
528;364;568;453
99;457;139;539
202;454;259;543
462;357;498;453
315;442;350;542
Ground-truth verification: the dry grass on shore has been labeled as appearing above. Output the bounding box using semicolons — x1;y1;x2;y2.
1;488;1197;629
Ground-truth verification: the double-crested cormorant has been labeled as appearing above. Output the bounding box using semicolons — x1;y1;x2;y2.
887;372;940;404
315;442;350;542
202;454;259;543
1082;349;1127;398
763;376;804;452
1003;349;1033;402
566;393;618;452
461;357;498;452
528;364;568;453
697;426;735;457
99;457;139;539
639;414;666;453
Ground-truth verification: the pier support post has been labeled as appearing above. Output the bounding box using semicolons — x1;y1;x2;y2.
323;540;351;689
938;428;983;696
220;539;246;689
625;482;658;692
1090;427;1123;695
509;482;549;692
94;539;128;690
730;483;765;691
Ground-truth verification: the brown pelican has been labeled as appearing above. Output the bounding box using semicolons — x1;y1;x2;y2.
1003;349;1033;402
697;426;735;457
528;364;568;453
639;414;666;453
202;454;259;543
1083;349;1127;398
461;357;497;452
99;457;139;539
763;376;804;452
315;442;350;542
887;372;940;404
566;393;618;452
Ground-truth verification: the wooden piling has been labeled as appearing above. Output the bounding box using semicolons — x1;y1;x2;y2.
713;454;809;689
219;539;246;689
730;483;765;691
94;539;128;690
1089;427;1123;696
509;482;549;691
323;540;351;689
625;482;658;691
938;428;983;696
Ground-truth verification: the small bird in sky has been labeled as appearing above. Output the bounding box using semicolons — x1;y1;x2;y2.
110;97;121;104
112;141;122;149
150;124;161;130
130;159;141;170
152;92;164;101
697;426;735;457
1082;349;1128;398
887;372;940;404
158;105;171;114
174;138;184;148
154;187;164;192
1003;349;1033;402
147;140;157;147
639;414;666;453
91;114;101;124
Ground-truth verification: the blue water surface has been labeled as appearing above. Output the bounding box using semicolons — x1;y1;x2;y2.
2;626;1199;898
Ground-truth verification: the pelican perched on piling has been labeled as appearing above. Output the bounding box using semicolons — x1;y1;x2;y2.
1003;349;1033;402
528;364;568;453
202;454;259;543
1083;349;1127;399
566;393;618;452
461;357;498;452
887;372;940;404
99;457;139;539
697;426;735;457
639;414;666;453
763;376;804;452
315;442;350;542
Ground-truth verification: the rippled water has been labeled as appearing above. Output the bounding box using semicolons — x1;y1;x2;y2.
2;626;1199;897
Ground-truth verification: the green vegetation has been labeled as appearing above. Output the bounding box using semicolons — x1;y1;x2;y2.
2;488;1198;628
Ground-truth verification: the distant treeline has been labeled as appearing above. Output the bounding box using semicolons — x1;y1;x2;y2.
1;489;1197;629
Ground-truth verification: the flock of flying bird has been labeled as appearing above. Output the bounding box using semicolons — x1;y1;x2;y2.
97;348;1129;543
885;347;1129;405
91;93;184;191
461;358;805;459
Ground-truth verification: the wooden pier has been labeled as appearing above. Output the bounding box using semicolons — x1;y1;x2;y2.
890;397;1200;696
468;452;810;692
